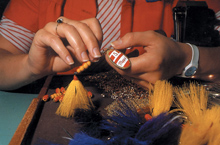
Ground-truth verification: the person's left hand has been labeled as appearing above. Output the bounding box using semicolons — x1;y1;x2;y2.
106;31;191;89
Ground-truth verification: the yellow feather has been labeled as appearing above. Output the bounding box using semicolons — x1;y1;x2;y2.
56;77;94;118
175;83;220;145
205;106;220;145
180;106;220;145
149;80;173;117
174;83;208;123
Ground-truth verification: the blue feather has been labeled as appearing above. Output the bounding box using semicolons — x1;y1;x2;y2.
107;136;149;145
101;99;143;137
135;113;182;145
69;100;182;145
69;133;106;145
74;108;109;138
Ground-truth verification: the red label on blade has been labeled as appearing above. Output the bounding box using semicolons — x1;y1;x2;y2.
107;49;131;69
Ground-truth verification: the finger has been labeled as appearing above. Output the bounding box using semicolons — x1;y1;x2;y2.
62;17;102;60
44;21;89;62
111;31;164;49
34;29;74;65
105;52;161;76
55;22;91;62
81;18;103;46
129;53;163;74
105;52;162;85
120;69;160;85
123;75;152;90
66;45;82;66
52;56;74;72
81;18;103;62
88;53;100;62
135;72;162;84
131;78;152;90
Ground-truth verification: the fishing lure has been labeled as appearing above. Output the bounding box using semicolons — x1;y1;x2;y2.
75;47;131;74
106;48;131;70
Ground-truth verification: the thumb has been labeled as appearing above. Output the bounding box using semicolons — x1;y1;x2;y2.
111;31;161;49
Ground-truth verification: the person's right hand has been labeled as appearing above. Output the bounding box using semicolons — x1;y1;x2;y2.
106;31;192;89
27;17;103;76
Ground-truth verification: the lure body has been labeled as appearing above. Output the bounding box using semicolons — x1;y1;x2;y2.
42;95;49;102
106;49;131;69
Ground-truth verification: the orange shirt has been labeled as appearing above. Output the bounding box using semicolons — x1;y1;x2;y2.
4;0;220;37
3;0;175;36
3;0;220;74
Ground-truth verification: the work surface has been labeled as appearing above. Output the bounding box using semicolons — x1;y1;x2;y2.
0;91;38;145
10;70;147;145
31;75;114;145
0;76;46;145
8;71;220;145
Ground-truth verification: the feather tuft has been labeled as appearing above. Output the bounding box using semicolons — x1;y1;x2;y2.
149;80;174;117
74;108;109;138
69;133;106;145
56;77;94;118
135;113;182;145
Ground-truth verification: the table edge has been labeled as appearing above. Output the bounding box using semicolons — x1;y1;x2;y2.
9;75;53;145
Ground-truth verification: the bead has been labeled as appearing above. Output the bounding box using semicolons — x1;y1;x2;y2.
76;68;81;73
53;96;60;102
55;88;61;94
42;95;49;102
60;87;66;94
87;91;93;98
79;66;84;72
86;61;91;66
144;114;152;121
83;63;89;69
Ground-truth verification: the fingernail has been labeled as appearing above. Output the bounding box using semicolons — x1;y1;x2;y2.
66;56;74;65
92;58;100;62
93;47;101;58
111;39;122;47
81;51;89;62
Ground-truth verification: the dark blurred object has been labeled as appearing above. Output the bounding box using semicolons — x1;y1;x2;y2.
0;0;10;19
6;76;47;94
155;29;167;37
173;1;220;47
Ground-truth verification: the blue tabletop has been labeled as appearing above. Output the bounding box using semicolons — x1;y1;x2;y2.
0;91;38;145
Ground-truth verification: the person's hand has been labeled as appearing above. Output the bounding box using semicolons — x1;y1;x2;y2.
27;17;103;76
106;30;191;89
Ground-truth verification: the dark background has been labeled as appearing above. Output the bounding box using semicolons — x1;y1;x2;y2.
0;0;10;19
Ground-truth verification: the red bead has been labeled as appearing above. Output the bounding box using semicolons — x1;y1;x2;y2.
42;95;49;102
144;114;152;121
74;75;78;80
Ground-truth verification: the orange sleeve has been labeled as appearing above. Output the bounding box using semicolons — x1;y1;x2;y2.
203;0;220;13
3;0;40;33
